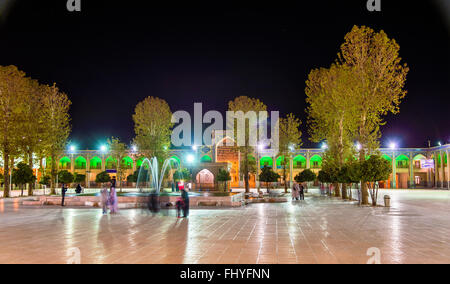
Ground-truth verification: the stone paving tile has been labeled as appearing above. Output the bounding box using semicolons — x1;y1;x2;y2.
2;190;450;264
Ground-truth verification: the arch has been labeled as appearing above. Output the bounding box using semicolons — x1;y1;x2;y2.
90;156;102;170
276;156;285;166
74;156;86;169
59;156;71;170
169;155;181;167
105;156;117;169
200;155;212;163
196;169;215;184
216;136;235;147
413;154;426;161
121;156;133;169
382;154;392;162
136;157;150;169
293;155;306;169
310;155;322;168
396;154;409;168
260;156;273;168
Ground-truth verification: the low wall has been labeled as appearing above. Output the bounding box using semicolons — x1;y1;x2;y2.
27;192;245;208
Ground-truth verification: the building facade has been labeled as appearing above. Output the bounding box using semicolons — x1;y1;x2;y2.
43;139;450;190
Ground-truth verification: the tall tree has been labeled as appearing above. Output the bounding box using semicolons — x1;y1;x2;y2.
306;64;359;198
279;113;302;193
0;65;29;198
17;78;44;196
41;83;71;195
107;137;128;192
228;96;267;193
338;25;409;204
133;96;172;163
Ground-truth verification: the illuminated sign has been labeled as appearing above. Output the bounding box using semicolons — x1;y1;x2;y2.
420;159;434;169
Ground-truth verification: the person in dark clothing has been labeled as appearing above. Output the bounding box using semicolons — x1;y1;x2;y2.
148;192;160;213
299;183;305;201
181;188;189;218
61;184;68;206
75;184;82;194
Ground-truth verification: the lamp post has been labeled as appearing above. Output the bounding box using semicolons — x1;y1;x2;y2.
389;143;397;189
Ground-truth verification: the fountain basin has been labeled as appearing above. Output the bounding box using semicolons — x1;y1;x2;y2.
32;192;245;208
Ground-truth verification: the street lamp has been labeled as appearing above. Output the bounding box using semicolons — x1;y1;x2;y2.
100;145;107;153
389;142;397;150
321;143;328;150
355;142;361;151
186;154;195;164
132;145;137;152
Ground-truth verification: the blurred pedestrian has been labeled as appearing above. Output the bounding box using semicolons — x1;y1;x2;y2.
109;185;118;214
101;187;109;214
61;183;68;206
181;188;189;218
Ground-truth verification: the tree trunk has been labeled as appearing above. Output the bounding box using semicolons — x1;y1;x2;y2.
334;183;341;197
342;183;348;199
50;153;57;195
359;150;369;205
283;165;288;193
3;151;10;198
348;184;353;200
28;151;34;196
244;150;250;193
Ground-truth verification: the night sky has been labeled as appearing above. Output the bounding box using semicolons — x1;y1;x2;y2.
0;0;449;149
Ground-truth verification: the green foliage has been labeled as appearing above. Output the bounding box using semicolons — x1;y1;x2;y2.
12;162;36;186
259;166;280;183
39;175;51;186
127;174;137;183
239;154;256;176
317;170;331;184
174;168;191;181
294;169;316;183
58;170;74;184
73;173;86;184
95;171;111;184
133;96;173;162
217;169;232;182
360;155;392;183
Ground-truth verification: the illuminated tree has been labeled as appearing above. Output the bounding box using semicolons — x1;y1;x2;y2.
12;162;36;197
133;96;172;163
338;25;409;204
306;64;359;198
107;137;128;192
360;155;392;206
228;96;267;193
279;113;302;193
217;169;232;191
17;78;45;196
259;166;280;193
40;83;72;194
0;65;29;197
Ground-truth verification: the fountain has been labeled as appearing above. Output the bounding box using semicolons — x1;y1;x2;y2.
136;157;180;193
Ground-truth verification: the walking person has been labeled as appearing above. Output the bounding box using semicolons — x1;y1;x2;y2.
101;186;109;214
109;184;119;214
61;183;68;206
291;182;298;201
181;188;189;218
299;183;305;201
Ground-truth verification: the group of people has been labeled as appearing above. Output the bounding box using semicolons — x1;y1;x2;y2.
291;181;305;201
101;179;118;214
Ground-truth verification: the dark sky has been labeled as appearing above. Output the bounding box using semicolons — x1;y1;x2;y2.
0;0;449;149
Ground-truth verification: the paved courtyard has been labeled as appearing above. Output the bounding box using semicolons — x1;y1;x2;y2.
1;190;450;264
